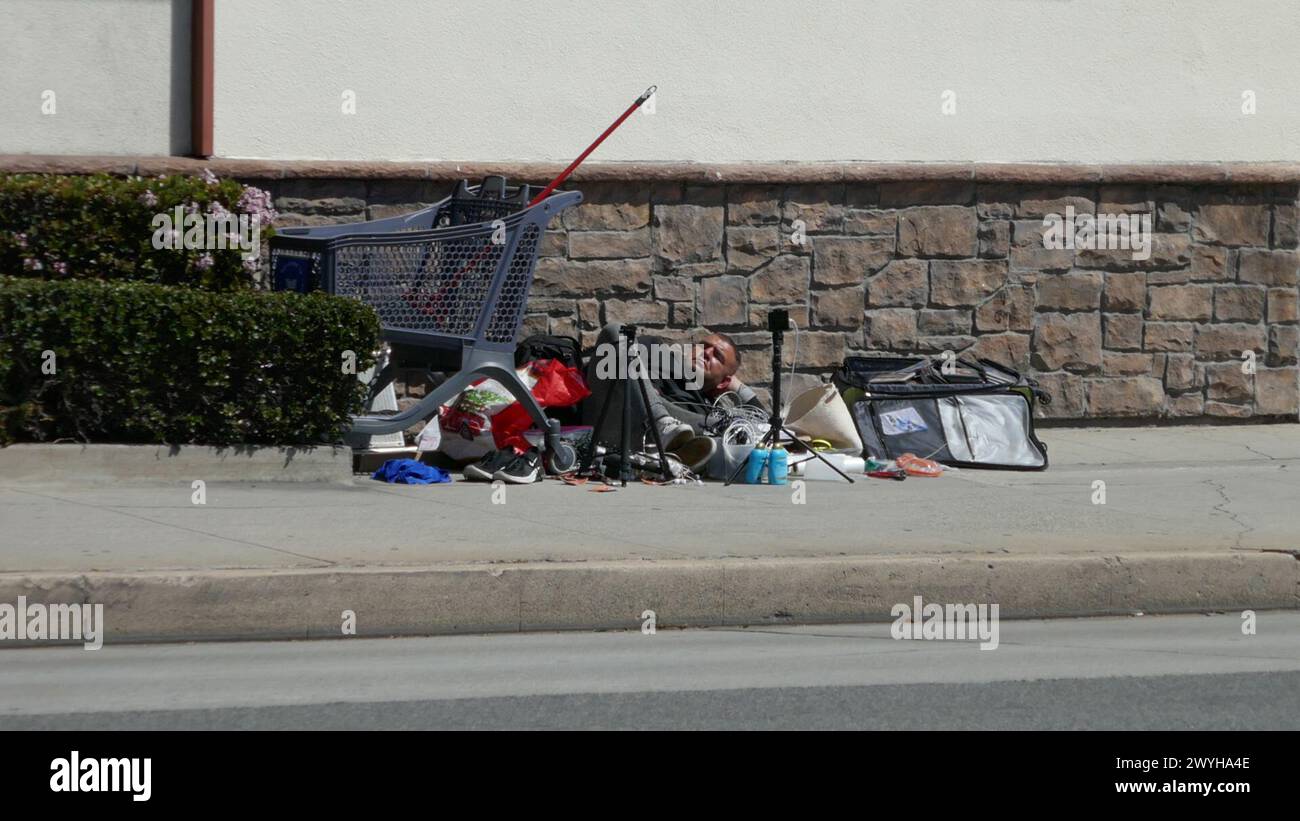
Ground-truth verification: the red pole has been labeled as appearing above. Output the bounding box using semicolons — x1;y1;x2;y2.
529;85;656;206
411;86;656;316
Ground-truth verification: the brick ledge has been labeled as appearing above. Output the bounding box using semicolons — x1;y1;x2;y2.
3;155;1300;184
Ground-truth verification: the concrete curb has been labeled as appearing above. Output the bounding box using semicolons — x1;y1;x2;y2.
0;551;1295;646
0;444;354;484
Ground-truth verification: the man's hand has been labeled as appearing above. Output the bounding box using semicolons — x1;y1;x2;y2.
709;375;745;397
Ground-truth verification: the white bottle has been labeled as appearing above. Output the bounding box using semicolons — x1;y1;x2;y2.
799;454;865;481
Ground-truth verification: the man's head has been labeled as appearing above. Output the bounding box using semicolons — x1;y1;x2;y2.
691;332;741;392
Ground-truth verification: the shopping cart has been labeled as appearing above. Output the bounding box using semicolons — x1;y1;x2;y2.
269;176;583;470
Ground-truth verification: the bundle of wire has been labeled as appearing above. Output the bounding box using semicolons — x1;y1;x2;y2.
705;397;770;445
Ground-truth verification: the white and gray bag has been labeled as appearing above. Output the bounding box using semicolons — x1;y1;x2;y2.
834;356;1051;471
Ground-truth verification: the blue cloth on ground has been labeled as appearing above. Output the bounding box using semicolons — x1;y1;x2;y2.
371;458;451;485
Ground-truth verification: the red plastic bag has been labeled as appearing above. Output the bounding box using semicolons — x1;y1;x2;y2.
490;359;590;451
530;358;590;408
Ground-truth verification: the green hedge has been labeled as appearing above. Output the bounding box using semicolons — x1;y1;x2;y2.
0;276;381;446
0;172;277;291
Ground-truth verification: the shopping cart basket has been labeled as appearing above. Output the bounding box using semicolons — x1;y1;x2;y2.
269;176;583;470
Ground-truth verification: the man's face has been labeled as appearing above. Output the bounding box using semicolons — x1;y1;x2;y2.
692;335;739;391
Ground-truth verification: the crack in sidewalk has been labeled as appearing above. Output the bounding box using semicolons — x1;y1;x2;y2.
1241;443;1280;461
1202;479;1255;550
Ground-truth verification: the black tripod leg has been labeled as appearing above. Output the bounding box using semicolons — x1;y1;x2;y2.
580;377;615;475
636;372;673;481
619;346;633;486
783;426;855;483
723;445;751;486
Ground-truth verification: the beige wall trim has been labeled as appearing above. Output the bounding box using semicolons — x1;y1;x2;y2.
4;156;1300;185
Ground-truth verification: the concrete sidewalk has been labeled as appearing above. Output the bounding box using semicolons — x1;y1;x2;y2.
1;425;1298;642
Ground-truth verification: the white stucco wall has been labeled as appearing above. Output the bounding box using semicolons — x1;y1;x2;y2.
0;0;190;156
3;0;1298;163
211;0;1300;163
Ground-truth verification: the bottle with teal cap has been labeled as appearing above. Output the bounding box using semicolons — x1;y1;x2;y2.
767;444;789;485
744;447;769;484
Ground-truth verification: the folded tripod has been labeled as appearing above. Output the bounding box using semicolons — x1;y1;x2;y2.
579;324;674;486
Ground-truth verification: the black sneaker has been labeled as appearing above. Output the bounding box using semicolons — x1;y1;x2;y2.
463;448;519;481
493;449;543;484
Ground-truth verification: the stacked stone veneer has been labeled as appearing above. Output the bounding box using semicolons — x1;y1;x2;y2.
256;172;1300;421
517;179;1299;421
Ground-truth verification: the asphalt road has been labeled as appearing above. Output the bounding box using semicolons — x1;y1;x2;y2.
2;612;1298;730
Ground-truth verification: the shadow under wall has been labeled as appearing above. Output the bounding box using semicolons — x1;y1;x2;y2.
168;0;192;155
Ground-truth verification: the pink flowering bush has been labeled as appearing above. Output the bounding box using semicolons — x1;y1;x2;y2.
0;173;387;446
0;171;277;291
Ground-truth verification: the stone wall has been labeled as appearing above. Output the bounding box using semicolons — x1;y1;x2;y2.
263;175;1300;421
11;155;1293;422
509;179;1299;420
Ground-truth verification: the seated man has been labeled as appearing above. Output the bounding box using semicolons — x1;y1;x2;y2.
582;322;765;472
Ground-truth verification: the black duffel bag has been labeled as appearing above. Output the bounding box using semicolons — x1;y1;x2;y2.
515;333;583;370
514;333;585;426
